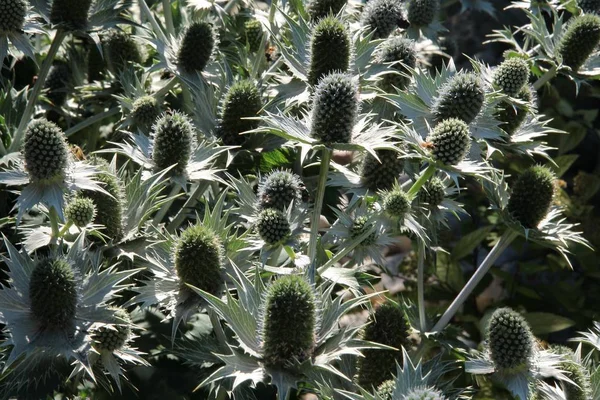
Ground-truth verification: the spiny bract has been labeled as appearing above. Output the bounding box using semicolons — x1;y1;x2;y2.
376;380;396;400
495;85;533;135
360;0;407;39
493;57;530;97
101;29;143;73
0;0;27;33
131;95;161;130
49;0;92;30
350;215;378;245
256;208;291;245
23;118;70;183
307;0;347;21
375;36;417;91
433;72;485;124
418;176;446;207
217;80;262;146
360;150;404;191
407;0;439;27
177;21;215;73
151;110;194;174
428;118;471;166
44;62;70;107
403;388;446;400
356;302;410;388
487;308;534;371
174;224;224;296
556;14;600;71
383;189;411;218
244;18;263;52
310;72;358;144
257;170;303;211
29;258;78;328
507;165;555;229
307;16;351;86
65;197;96;227
262;275;316;368
91;307;132;352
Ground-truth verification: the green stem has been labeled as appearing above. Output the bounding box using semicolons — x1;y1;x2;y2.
167;181;209;232
58;221;73;237
533;65;558;91
407;164;436;199
431;230;519;332
417;242;427;332
49;206;61;243
9;30;66;152
162;0;175;38
153;184;182;225
308;148;331;281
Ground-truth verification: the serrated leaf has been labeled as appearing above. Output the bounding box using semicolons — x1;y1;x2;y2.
524;312;575;334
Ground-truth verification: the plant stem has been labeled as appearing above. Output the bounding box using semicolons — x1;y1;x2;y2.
417;242;427;332
431;230;519;332
307;148;331;281
57;221;72;237
533;65;558;91
162;0;175;38
49;206;61;243
407;163;436;199
153;184;182;225
167;181;209;232
10;29;66;152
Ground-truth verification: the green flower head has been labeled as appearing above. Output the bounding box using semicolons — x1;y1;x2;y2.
404;388;446;400
177;21;215;73
174;224;224;296
308;16;351;86
50;0;92;30
151;110;194;175
428;118;471;166
44;62;70;107
407;0;439;28
557;14;600;72
307;0;347;21
29;258;78;328
131;95;160;130
494;85;534;135
350;215;379;246
433;72;485;124
244;18;263;52
487;308;534;372
262;275;316;368
507;165;555;229
257;208;291;246
65;197;96;227
91;307;132;352
376;380;396;400
0;0;27;33
493;57;530;97
361;0;407;39
257;170;304;211
375;36;417;91
310;72;358;144
217;80;262;146
549;346;592;400
383;188;411;219
360;149;404;191
23;118;70;183
101;29;143;73
418;177;445;207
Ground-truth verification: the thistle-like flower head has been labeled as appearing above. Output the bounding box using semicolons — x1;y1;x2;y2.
244;18;263;52
360;0;407;39
65;197;96;227
307;0;347;21
23;118;70;183
50;0;92;30
428;118;471;166
487;308;534;372
101;29;142;73
403;387;446;400
493;57;530;97
375;36;416;91
174;224;224;296
383;188;411;219
131;95;160;130
507;165;555;229
177;21;215;73
351;215;379;246
376;380;396;400
308;16;351;86
360;149;404;191
256;208;291;246
257;170;304;211
262;275;316;368
91;307;132;352
44;62;70;106
151;110;194;175
0;0;27;33
556;14;600;72
217;80;262;146
495;85;534;135
417;177;445;207
432;72;485;124
407;0;439;27
310;72;358;144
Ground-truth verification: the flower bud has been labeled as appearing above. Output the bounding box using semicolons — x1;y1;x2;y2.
493;58;530;97
244;18;263;52
507;165;555;229
257;208;291;245
487;308;534;372
433;72;485;124
262;275;316;368
151;111;194;174
131;95;160;131
257;170;303;211
418;176;445;207
310;72;358;144
0;0;27;33
29;259;77;328
494;85;533;135
101;29;143;73
376;380;395;400
65;197;96;227
50;0;92;30
44;62;70;107
375;36;416;91
91;307;132;352
405;388;446;400
350;215;378;245
217;80;262;146
23;118;70;183
383;189;411;218
308;16;351;86
407;0;439;27
557;14;600;71
307;0;347;21
360;0;407;39
177;21;215;73
428;118;471;166
360;150;404;191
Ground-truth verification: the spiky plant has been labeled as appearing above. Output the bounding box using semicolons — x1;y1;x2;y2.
44;62;70;107
350;215;379;246
493;57;530;96
256;208;291;246
418;177;445;207
50;0;92;30
131;95;160;130
356;302;410;388
407;0;439;27
404;388;446;400
91;307;132;353
22;119;70;183
0;0;27;33
217;80;262;145
177;21;215;73
549;346;592;400
307;0;347;21
64;197;96;228
556;14;600;71
257;170;304;211
383;188;411;219
374;36;416;91
507;165;555;229
432;72;485;124
360;150;404;191
244;18;263;52
428;118;471;166
151;110;194;174
494;85;534;135
307;16;351;86
101;29;143;73
310;72;358;144
376;380;396;400
360;0;407;39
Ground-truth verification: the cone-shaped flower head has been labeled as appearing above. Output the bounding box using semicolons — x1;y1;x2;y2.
91;307;132;352
407;0;439;27
376;380;396;400
578;0;600;13
308;16;351;86
493;58;530;97
428;118;471;166
257;170;304;211
487;308;534;372
151;110;194;175
383;188;411;218
0;0;27;33
360;149;404;191
44;62;70;106
557;14;600;71
262;275;316;368
549;346;592;400
375;36;416;91
177;21;215;73
404;388;446;400
495;85;533;135
101;29;143;73
174;224;224;296
361;0;407;39
307;0;347;21
217;80;262;146
131;95;160;130
507;165;555;229
50;0;92;30
65;197;96;227
29;258;77;328
418;176;445;207
433;72;485;124
310;72;358;144
351;215;378;245
244;18;263;52
23;118;70;183
257;208;291;245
